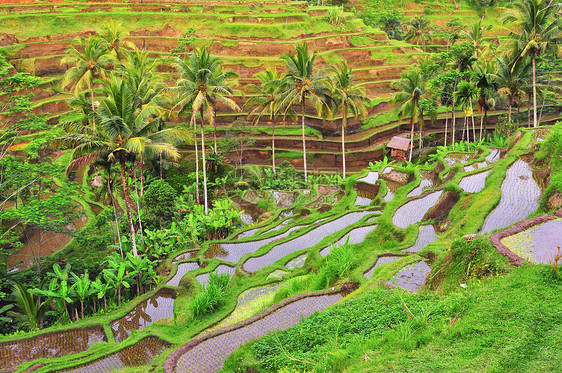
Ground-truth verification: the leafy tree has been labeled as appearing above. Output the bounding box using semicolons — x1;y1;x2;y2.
61;36;113;113
504;0;560;127
405;16;432;51
277;42;332;184
392;69;427;162
329;62;368;179
143;178;178;227
103;252;132;307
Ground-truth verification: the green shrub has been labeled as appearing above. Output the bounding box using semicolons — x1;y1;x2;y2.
313;238;355;290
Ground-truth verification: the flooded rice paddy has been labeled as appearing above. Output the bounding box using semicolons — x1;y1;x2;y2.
480;160;541;234
62;336;170;373
406;225;437;252
392;191;443;229
407;170;436;197
166;262;201;287
111;291;176;342
196;265;237;286
209;225;304;264
174;294;343;373
364;256;402;280
387;261;431;292
243;211;373;272
0;327;107;371
285;254;308;269
501;219;562;264
358;171;379;184
172;250;198;264
459;170;491;193
319;224;378;257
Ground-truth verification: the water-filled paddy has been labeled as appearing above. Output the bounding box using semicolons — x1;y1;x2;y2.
110;292;176;342
174;294;342;373
392;191;443;229
480;160;541;234
243;211;373;272
501;219;562;264
388;261;431;292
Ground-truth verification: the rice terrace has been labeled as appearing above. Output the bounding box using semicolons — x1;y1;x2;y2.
0;0;560;371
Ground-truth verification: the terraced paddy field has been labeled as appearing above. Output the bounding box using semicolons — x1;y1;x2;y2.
1;126;560;372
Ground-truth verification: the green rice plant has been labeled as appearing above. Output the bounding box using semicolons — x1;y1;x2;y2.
190;273;230;318
313;238;355;290
327;7;345;28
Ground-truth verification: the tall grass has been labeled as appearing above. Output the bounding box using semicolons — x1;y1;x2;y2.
190;273;230;318
313;238;356;290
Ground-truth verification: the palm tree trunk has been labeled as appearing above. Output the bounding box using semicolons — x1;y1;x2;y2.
342;104;347;179
451;101;457;150
301;103;308;184
133;168;144;247
462;115;467;142
532;53;537;128
90;85;96;130
508;98;512;124
444;115;448;147
192;114;200;205
409;117;414;162
81;300;84;319
213;110;218;155
108;178;123;258
119;156;138;257
139;153;144;197
200;109;209;215
479;112;484;142
271;114;276;174
469;98;476;142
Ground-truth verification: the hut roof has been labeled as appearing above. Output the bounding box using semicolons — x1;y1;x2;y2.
387;136;411;151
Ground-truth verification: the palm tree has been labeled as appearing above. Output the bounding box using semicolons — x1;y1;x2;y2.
503;0;560;127
454;80;479;142
65;78;189;256
8;282;48;331
494;57;531;124
172;47;239;214
244;68;282;173
330;62;368;179
98;20;135;62
405;16;432;51
464;20;492;59
392;69;427;162
117;50;170;195
61;35;113;114
277;42;332;183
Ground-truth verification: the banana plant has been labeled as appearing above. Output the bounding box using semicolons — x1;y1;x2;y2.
70;271;92;319
103;252;132;307
125;252;152;296
35;264;74;319
91;275;112;311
